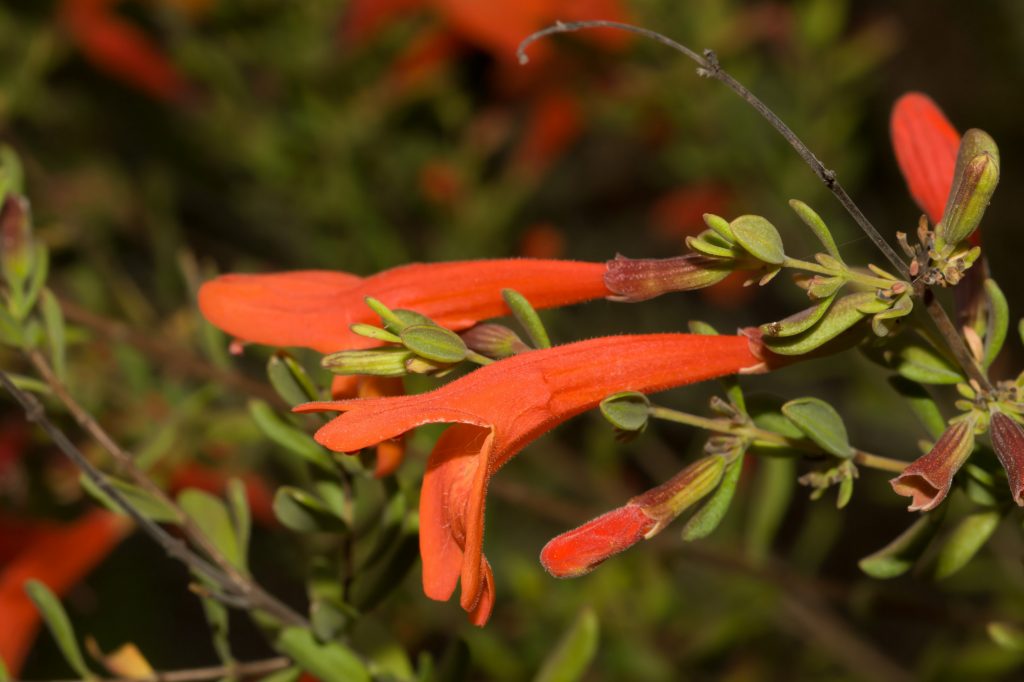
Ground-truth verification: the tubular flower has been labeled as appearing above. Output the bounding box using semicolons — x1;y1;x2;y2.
198;259;611;355
199;259;612;476
59;0;189;103
0;510;129;676
296;333;769;625
890;92;961;226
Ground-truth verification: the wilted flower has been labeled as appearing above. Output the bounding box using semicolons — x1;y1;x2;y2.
890;417;976;511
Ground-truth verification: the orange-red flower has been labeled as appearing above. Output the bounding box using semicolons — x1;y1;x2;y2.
890;92;961;227
59;0;190;103
198;259;611;355
199;259;612;476
0;510;129;675
296;333;768;624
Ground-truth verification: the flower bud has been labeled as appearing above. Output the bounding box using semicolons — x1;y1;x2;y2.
321;348;412;377
890;418;976;511
460;323;529;359
1;193;32;286
540;456;726;578
936;129;999;248
990;411;1024;506
604;253;732;303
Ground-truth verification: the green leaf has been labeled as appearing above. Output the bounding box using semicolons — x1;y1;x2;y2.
781;397;852;458
760;295;836;338
249;400;335;472
729;215;785;265
178;488;244;570
682;450;744;540
599;392;650;432
687;320;718;335
935;509;1000;579
502;288;551;349
5;373;50;394
686;231;741;259
135;422;177;471
788;199;842;261
227;478;251;572
350;528;419;611
273;486;348;533
350;323;402;344
895;344;964;385
988;622;1024;651
274;627;369;682
702;213;734;241
18;243;49;320
533;608;599;682
762;292;876;355
983;279;1008;369
310;598;355;642
196;574;233;665
401;324;468;364
80;474;180;524
745;457;795;562
836;473;854;509
24;580;93;678
365;297;409;333
859;512;944;579
40;288;66;382
267;353;321;406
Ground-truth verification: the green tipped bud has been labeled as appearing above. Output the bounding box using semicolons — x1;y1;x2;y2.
1;194;32;286
460;323;530;359
936;129;1000;247
604;254;733;302
322;348;412;376
400;323;467;364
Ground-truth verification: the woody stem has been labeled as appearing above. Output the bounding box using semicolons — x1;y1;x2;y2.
14;350;308;628
648;406;907;473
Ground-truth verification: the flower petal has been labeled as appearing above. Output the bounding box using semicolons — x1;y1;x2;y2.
891;92;961;225
540;503;655;578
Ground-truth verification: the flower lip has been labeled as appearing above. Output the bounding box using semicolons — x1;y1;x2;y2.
890;418;976;512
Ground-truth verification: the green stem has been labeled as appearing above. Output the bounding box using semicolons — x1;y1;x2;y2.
782;257;900;291
648;406;907;473
466;350;495;365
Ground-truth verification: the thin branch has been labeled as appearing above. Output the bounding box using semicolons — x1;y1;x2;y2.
13;656;292;682
58;297;282;404
0;362;308;629
517;20;994;393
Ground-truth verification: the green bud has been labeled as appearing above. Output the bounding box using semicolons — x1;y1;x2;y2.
322;348;412;376
729;215;786;265
936;129;1000;247
400;323;467;364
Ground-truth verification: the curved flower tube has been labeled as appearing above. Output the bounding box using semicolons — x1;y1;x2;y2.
296;333;769;624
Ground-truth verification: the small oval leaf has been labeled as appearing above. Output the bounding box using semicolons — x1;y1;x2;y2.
533;608;599;682
400;324;467;364
782;397;852;458
763;292;875;356
599;392;650;432
729;215;786;265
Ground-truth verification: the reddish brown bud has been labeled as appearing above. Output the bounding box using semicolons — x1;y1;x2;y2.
890;419;976;511
460;323;530;359
604;253;733;303
990;411;1024;506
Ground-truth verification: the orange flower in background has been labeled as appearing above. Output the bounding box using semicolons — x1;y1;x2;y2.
0;510;129;676
890;92;961;227
198;259;611;355
296;333;769;624
59;0;190;102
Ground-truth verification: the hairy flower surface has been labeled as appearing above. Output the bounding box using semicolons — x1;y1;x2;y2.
891;92;961;225
890;418;976;511
296;333;767;624
199;260;610;354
